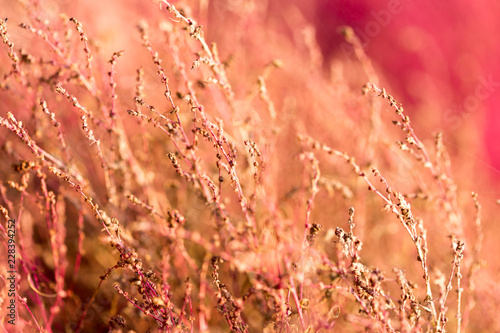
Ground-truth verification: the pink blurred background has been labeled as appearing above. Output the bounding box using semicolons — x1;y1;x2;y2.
307;0;500;184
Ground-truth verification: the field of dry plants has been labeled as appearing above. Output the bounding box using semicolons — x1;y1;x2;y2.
1;0;499;332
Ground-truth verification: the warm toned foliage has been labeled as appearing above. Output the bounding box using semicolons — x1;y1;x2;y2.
0;1;498;332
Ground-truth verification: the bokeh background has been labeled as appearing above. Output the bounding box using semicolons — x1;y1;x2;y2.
309;0;500;183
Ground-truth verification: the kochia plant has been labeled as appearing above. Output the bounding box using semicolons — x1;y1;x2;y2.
0;1;493;332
